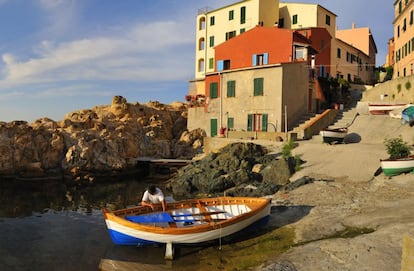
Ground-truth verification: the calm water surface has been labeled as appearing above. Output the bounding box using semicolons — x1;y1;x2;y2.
0;177;209;271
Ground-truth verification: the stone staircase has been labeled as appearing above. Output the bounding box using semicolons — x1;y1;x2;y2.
291;88;363;140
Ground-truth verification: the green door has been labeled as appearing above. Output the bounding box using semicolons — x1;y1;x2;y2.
210;119;218;137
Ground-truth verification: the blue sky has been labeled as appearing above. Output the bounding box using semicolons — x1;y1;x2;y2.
0;0;393;122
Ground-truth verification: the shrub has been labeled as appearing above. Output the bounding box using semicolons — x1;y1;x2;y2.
384;137;411;159
406;81;411;91
282;139;295;159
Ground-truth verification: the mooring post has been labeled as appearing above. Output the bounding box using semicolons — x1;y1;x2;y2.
165;242;174;260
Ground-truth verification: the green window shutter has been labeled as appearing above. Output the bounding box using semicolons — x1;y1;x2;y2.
247;114;253;131
209;36;215;47
240;6;246;24
210;82;218;98
210;16;215;26
227;80;236;97
210;119;218;137
253;78;264;96
293;14;298;24
229;10;234;20
261;114;268;132
227;117;234;129
209;58;214;69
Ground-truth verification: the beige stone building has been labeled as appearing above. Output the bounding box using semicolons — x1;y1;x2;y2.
393;0;414;78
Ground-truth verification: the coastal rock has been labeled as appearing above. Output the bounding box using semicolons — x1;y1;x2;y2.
167;142;294;198
0;96;203;181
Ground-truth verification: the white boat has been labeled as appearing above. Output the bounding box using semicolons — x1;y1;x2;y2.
102;197;271;259
380;156;414;176
320;127;347;144
368;103;407;115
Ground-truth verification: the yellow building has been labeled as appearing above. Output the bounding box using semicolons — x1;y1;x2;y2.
279;3;377;84
336;24;377;84
192;0;280;96
393;0;414;78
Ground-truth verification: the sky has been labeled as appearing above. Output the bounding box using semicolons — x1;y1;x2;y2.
0;0;394;122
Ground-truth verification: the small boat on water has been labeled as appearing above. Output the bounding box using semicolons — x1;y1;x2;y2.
368;103;407;115
380;156;414;176
320;127;348;144
102;197;271;259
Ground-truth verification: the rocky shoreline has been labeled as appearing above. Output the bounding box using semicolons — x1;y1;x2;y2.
0;96;204;184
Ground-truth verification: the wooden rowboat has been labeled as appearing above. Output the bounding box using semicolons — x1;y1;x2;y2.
320;127;348;144
368;103;407;115
380;155;414;176
102;197;271;259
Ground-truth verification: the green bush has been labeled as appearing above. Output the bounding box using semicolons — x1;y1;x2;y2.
406;81;411;91
384;137;411;159
282;139;295;159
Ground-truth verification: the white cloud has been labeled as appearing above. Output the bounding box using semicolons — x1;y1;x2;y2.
0;19;194;87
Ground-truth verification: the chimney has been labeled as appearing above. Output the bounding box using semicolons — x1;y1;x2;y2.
352;22;356;29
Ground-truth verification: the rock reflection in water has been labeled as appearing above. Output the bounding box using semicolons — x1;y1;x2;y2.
0;177;167;218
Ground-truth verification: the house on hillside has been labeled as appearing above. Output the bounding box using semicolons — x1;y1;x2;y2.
187;26;323;137
279;2;377;84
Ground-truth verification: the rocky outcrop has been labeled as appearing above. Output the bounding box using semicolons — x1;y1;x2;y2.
0;96;204;182
167;142;297;198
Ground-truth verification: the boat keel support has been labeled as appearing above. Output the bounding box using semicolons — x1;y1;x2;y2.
165;242;174;260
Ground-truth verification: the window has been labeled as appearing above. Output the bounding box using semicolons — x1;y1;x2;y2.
225;31;236;40
247;114;267;132
278;18;284;28
209;36;214;47
209;58;214;69
346;52;350;62
252;53;268;66
223;60;231;70
411;10;414;25
253;78;264;96
199;38;205;51
198;59;205;72
227;117;234;130
292;14;298;25
295;47;305;60
199;17;206;30
210;16;215;26
403;18;407;31
325;15;331;26
240;6;246;24
209;82;218;98
227;80;236;97
240;28;245;34
398;25;400;37
229;10;234;20
217;60;231;71
337;48;341;58
399;1;402;14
